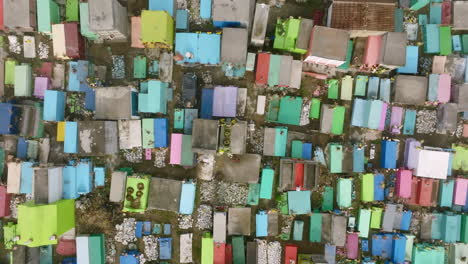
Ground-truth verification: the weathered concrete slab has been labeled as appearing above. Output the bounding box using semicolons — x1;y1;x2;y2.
321;213;332;243
251;4;269;47
4;0;36;32
279;159;320;191
382;203;397;232
109;171;127;202
228;207;251;235
33;168;48;204
213;212;227;243
454;83;468;111
217;153;261;183
118;120;142;150
191;119;219;154
331;215;347;247
453;1;468;30
221;28;248;65
212;0;255;29
88;0;128;40
95;86;134;120
159;52;173;83
38;138;50;165
229;121;247;155
436;103;458;134
267;211;279;236
394;75;428;105
52;63;65;89
263;128;276;156
296;19;314;50
78;121;118;155
246;242;257;264
380;32;406;67
236;88;247;116
306;26;350;63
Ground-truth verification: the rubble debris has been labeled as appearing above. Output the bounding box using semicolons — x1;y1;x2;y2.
114;218;137;245
416;110;437;134
8;35;21;54
38;42;49;59
195;204;212;230
178;214;193;230
153;148;168;168
143;235;159;261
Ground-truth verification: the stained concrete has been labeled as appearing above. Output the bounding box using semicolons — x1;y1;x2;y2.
394;75;428;105
221;28;248;65
217;153;261;183
95;86;134;120
147;177;182;212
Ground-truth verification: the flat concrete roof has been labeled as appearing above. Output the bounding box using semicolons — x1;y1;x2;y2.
213;0;254;27
4;0;34;30
263;128;276;156
331;215;347;247
394;75;428;105
338;144;354;173
436;103;458;134
279;159;294;191
217;153;261;183
267;211;279;236
147;178;183;212
297;19;314;50
110;171;127;203
381;32;406;67
33;168;49;204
